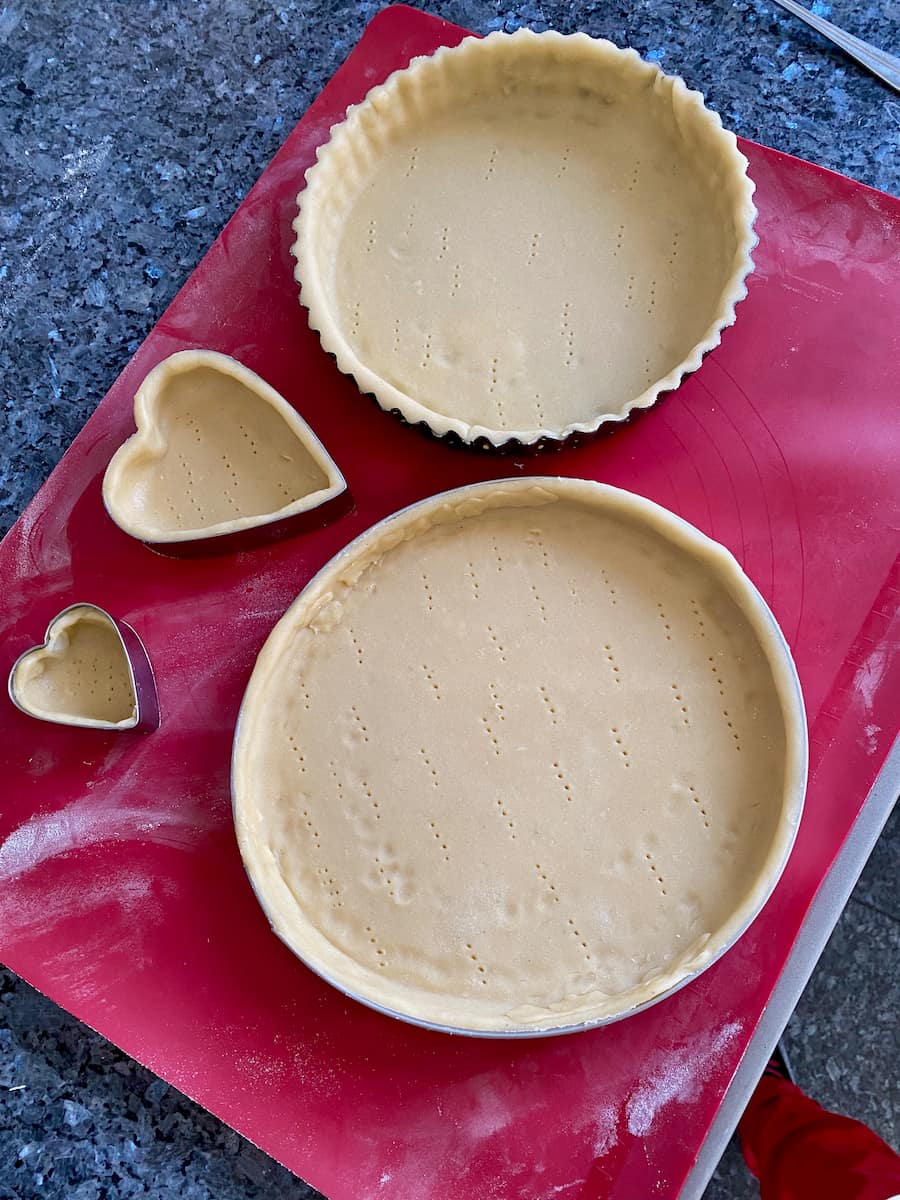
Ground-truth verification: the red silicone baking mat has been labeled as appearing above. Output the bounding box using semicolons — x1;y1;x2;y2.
2;7;899;1199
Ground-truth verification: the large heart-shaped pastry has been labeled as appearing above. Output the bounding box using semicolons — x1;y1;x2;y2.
103;350;347;548
8;604;159;732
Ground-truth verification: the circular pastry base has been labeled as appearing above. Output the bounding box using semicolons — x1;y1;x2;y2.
294;31;757;448
233;479;806;1035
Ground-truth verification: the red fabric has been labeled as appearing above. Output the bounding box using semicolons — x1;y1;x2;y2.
738;1074;900;1200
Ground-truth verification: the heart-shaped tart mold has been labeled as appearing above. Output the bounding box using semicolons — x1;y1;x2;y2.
8;604;159;732
102;350;347;548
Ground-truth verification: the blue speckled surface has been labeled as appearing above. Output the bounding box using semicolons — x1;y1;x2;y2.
1;2;898;1197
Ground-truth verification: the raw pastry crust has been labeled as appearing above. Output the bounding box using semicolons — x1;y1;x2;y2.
103;350;346;544
293;31;757;447
9;605;138;730
233;479;806;1034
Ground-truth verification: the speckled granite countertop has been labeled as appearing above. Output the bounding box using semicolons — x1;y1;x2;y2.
1;2;898;1198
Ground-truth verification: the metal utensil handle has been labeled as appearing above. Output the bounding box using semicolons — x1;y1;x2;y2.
773;0;900;92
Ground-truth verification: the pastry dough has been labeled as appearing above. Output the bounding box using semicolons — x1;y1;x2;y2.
294;31;757;446
103;350;346;544
9;605;137;729
233;479;805;1034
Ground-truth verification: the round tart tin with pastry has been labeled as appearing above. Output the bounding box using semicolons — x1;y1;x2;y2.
293;31;757;449
233;479;806;1036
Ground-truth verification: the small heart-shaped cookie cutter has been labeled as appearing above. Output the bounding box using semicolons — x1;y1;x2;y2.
8;603;159;732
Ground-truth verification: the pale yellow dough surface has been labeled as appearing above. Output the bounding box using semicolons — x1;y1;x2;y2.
234;480;805;1033
12;606;136;728
294;31;757;445
103;350;346;544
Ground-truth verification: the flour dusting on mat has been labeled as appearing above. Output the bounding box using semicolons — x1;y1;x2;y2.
853;647;888;712
0;856;169;1005
626;1021;741;1136
864;723;881;755
460;1076;516;1141
591;1103;619;1155
0;798;209;882
0;729;219;883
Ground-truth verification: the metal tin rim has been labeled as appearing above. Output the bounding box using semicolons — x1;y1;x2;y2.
101;349;348;546
292;30;759;450
231;478;808;1038
7;602;156;732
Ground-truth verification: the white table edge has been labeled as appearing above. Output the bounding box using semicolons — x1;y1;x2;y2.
680;730;900;1199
